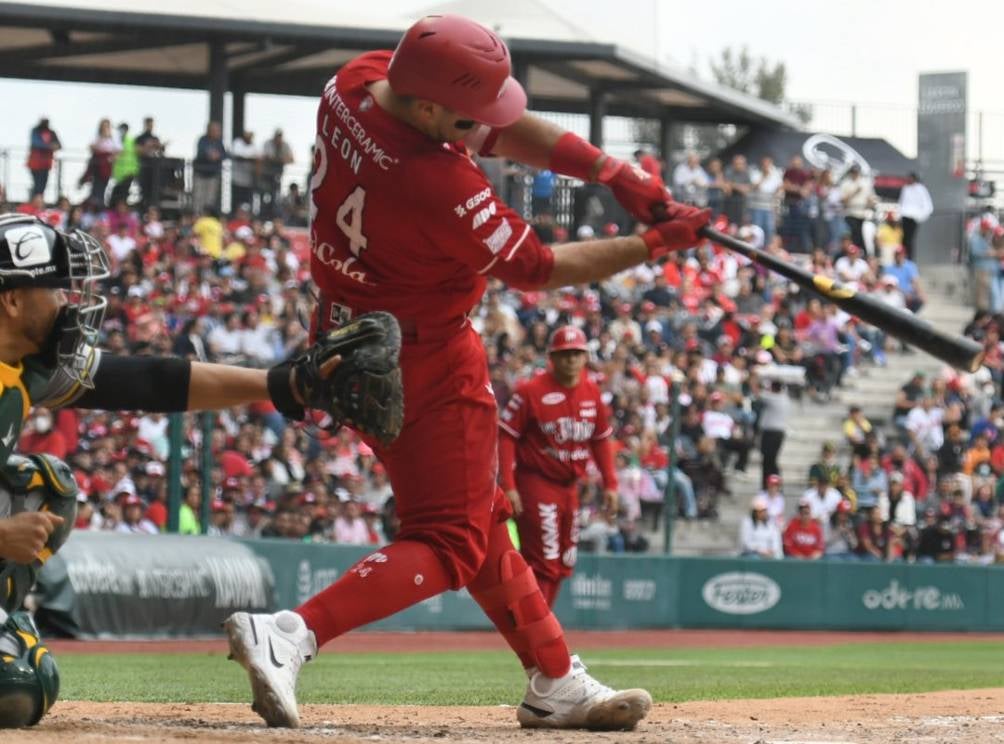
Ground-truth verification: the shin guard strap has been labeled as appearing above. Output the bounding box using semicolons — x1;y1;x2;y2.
471;564;538;609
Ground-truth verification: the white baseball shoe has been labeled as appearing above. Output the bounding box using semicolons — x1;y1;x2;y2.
517;654;652;731
223;610;317;728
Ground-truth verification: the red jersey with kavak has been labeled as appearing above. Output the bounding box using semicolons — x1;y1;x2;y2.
499;371;614;486
309;51;553;339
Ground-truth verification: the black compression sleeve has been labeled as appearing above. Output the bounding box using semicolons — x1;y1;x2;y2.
73;354;192;412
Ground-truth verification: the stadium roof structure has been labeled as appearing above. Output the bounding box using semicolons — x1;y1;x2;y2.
0;0;801;143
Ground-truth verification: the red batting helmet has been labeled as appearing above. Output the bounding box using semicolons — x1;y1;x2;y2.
387;15;527;128
548;325;588;353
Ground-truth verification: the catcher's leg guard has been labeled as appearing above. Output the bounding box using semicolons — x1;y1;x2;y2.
0;611;59;728
0;454;79;612
467;521;571;678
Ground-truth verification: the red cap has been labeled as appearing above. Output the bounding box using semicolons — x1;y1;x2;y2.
548;325;588;353
836;499;852;514
122;494;143;507
387;15;527;128
710;391;725;403
766;474;782;486
224;477;241;490
211;499;228;512
641;300;656;314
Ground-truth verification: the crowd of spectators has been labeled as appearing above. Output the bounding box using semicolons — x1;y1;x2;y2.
740;342;1004;563
1;128;959;557
667;149;932;264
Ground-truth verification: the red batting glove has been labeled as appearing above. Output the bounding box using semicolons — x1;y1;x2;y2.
641;203;711;259
596;157;670;224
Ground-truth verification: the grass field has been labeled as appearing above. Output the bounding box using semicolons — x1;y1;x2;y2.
61;640;1004;705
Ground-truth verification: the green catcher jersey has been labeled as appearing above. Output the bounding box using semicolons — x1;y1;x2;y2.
0;346;101;464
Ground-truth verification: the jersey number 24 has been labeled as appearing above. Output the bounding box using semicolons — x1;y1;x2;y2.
310;135;368;257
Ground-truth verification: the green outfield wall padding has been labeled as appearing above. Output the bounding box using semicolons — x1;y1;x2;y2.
34;532;1004;637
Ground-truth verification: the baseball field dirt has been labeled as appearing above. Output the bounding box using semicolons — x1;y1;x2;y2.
10;690;1004;744
7;630;1004;743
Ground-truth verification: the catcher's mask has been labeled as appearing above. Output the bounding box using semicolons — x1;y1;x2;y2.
0;213;109;387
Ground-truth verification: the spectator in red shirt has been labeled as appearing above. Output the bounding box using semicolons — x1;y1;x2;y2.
18;409;68;459
881;443;929;503
781;155;813;253
856;505;890;561
783;498;824;559
27;117;62;198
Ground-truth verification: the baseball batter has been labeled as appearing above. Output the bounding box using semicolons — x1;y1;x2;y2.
224;13;708;732
499;325;618;607
0;213;344;728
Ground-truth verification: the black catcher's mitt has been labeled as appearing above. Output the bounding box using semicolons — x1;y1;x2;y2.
268;311;404;445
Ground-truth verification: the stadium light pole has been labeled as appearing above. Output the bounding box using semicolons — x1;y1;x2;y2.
166;412;184;533
663;382;681;554
200;411;213;533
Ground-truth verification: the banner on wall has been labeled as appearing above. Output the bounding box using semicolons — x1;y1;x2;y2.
35;536;1004;638
36;531;273;638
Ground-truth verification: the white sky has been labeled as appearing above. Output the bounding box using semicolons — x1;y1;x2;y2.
2;0;1004;199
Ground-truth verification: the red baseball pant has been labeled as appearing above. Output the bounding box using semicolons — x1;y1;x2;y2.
297;328;571;677
513;469;579;607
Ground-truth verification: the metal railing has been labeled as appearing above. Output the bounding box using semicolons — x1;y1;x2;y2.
0;146;310;217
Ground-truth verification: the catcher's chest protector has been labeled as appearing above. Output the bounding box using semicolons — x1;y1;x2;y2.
0;356;60;464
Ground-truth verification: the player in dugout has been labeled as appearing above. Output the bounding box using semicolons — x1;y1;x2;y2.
224;14;709;732
499;325;619;608
0;213;341;728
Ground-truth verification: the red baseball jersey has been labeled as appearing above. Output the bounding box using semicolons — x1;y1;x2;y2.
499;370;613;486
309;51;553;337
783;519;824;558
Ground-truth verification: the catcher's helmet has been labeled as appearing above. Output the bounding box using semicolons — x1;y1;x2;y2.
548;325;588;354
387;14;527;128
0;612;59;728
0;214;109;388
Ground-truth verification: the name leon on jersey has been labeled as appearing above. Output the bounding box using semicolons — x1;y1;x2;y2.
321;79;399;173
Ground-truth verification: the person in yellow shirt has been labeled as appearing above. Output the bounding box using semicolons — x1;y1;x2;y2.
218;224;255;263
192;207;224;258
842;405;873;457
875;211;904;266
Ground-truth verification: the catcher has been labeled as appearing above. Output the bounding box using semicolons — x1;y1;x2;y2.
0;212;392;728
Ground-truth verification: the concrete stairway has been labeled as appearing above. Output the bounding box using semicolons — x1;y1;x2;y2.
669;264;974;556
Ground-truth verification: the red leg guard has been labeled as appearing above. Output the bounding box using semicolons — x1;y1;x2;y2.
296;540;453;648
535;575;561;609
468;521;571;678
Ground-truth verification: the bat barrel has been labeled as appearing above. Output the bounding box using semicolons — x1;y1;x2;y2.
696;226;984;373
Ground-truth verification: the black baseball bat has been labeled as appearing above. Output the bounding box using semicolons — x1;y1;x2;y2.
699;226;984;373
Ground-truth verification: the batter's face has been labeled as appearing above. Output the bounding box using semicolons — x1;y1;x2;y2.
412;100;479;142
550;349;588;387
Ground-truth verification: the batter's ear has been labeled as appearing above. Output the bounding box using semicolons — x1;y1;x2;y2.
410;98;442;123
